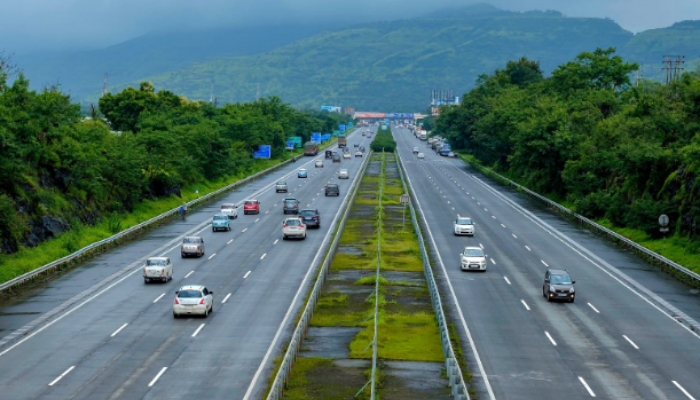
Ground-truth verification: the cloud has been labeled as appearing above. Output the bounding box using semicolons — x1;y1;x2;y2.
2;0;699;53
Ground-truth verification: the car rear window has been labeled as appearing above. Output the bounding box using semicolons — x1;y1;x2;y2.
147;259;167;266
214;215;228;220
178;290;202;298
245;201;258;205
300;210;316;216
286;219;301;225
463;248;484;257
327;184;338;188
284;199;298;203
222;204;235;208
277;182;286;185
183;238;200;243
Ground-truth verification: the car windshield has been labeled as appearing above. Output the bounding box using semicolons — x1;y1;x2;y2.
286;219;301;225
245;201;257;205
183;238;200;243
550;274;572;285
456;218;472;225
214;215;228;221
147;259;167;266
178;290;202;298
463;248;484;257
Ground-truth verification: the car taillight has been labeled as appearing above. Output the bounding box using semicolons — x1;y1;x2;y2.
314;216;319;220
283;224;289;228
143;268;146;274
161;269;165;275
199;298;205;305
298;225;304;228
175;298;179;304
294;204;298;208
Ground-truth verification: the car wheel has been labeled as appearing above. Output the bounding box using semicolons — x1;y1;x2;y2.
204;307;209;318
144;278;150;284
228;226;231;231
173;312;178;319
209;304;214;313
283;235;287;240
542;287;546;298
303;233;307;240
181;253;186;258
213;228;216;232
569;298;575;303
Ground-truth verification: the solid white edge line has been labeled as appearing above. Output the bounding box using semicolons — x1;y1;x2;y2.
398;147;497;400
578;376;596;397
222;293;232;304
148;367;168;387
48;365;75;386
153;293;165;303
184;271;194;279
242;146;371;400
455;166;700;341
208;253;216;260
545;331;557;346
622;335;640;350
673;381;698;400
191;323;205;338
587;302;600;313
520;300;530;311
260;253;267;260
504;276;511;285
110;323;128;337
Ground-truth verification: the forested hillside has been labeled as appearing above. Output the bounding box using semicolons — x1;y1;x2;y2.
434;49;700;257
0;62;349;258
139;6;632;111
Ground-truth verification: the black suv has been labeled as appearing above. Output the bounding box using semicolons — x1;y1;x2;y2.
543;269;576;303
299;209;321;229
283;198;299;214
325;184;340;196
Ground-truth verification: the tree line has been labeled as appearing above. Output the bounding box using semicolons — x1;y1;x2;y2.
0;67;350;254
434;48;700;248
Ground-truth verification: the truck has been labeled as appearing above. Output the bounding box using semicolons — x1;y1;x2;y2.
338;134;347;148
304;141;318;156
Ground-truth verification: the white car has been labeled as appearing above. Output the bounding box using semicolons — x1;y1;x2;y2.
413;147;419;154
355;151;363;158
343;152;351;159
144;257;173;283
338;169;349;179
315;160;324;168
220;203;238;219
173;285;214;318
454;217;474;236
461;247;487;271
283;217;307;240
417;153;425;159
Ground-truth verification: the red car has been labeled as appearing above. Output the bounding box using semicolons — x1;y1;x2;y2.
243;200;260;215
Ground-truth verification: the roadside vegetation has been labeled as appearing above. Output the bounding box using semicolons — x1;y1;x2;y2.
435;48;700;272
282;153;448;399
0;61;350;282
369;124;397;153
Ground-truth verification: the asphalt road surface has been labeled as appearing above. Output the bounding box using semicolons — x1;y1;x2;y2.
0;127;373;400
394;126;700;400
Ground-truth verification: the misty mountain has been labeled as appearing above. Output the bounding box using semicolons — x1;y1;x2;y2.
14;23;339;101
135;5;634;110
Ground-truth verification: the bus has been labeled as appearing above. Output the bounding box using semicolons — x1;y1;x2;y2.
439;143;451;156
304;141;319;156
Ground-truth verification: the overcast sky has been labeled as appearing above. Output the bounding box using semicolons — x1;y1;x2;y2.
2;0;699;54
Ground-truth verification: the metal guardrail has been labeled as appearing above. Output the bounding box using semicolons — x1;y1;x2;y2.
395;152;470;400
0;154;307;294
462;159;700;286
266;150;373;400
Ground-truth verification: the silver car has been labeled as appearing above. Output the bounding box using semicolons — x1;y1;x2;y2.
338;169;349;179
144;257;173;283
181;236;205;257
275;181;288;193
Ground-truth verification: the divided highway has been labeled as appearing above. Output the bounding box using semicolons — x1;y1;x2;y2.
395;126;700;400
0;128;373;400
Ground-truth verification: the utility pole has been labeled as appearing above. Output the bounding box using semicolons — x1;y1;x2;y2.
256;81;260;100
663;55;685;85
102;73;108;97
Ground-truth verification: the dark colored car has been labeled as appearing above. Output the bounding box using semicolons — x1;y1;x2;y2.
543;269;576;303
283;198;300;214
325;184;340;196
299;209;321;229
243;200;260;215
332;153;341;163
354;143;359;147
325;150;333;159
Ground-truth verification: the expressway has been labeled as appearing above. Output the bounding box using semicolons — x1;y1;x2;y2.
0;128;373;400
394;126;700;400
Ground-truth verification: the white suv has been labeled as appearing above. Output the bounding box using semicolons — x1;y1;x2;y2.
283;217;307;240
220;203;238;219
454;217;474;236
460;247;487;271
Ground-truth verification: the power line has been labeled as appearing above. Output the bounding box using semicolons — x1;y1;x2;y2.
662;55;685;85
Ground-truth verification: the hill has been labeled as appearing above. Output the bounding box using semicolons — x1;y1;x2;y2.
14;23;337;103
135;5;633;111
